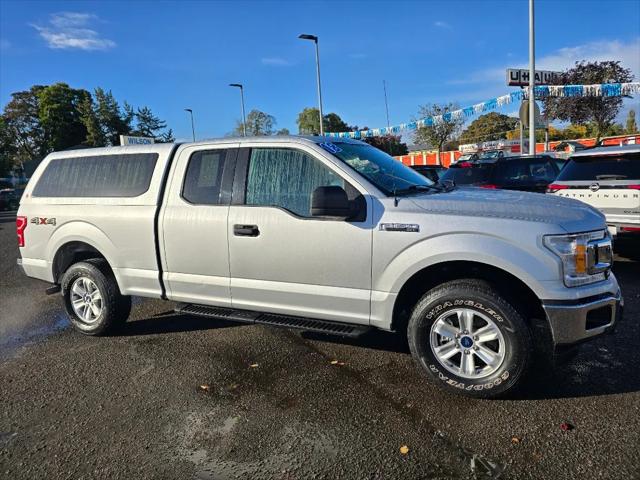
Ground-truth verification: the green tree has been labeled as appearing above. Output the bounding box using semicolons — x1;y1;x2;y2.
78;95;106;147
297;107;321;134
543;60;634;142
94;88;132;146
158;128;175;143
459;112;518;143
275;128;290;135
0;116;17;177
296;108;349;134
363;134;408;156
234;109;276;136
38;83;89;152
2;85;47;162
626;110;637;134
133;106;167;138
413;103;464;156
324;113;349;133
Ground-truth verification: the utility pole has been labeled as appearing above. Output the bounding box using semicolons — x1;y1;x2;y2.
299;34;324;135
184;108;195;141
529;0;536;154
383;80;390;128
229;84;247;136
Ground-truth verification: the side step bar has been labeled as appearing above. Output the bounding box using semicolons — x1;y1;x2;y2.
175;303;371;338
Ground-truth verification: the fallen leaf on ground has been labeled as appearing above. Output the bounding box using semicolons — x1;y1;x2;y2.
199;384;210;391
560;422;574;432
400;445;409;455
330;360;339;365
338;362;345;366
249;363;259;368
511;436;520;444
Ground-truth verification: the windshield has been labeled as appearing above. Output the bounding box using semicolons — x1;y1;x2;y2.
557;152;640;181
478;151;502;160
321;142;434;195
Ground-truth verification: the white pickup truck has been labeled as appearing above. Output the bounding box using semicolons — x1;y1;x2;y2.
17;136;623;398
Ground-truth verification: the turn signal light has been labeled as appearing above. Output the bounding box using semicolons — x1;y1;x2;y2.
575;244;587;274
480;184;498;189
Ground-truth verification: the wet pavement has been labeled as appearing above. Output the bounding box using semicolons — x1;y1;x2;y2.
0;210;639;479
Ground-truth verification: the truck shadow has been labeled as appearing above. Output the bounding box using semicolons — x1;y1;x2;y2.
113;310;240;336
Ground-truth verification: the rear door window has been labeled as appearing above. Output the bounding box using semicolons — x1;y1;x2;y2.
182;150;230;205
33;153;158;197
557;152;640;181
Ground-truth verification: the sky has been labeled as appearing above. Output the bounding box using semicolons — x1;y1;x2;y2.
1;0;639;142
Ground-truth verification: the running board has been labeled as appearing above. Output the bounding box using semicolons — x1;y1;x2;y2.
175;303;371;338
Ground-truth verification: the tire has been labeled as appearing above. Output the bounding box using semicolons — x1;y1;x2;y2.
407;279;532;399
61;259;131;336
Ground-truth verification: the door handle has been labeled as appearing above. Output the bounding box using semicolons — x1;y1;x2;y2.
233;224;260;237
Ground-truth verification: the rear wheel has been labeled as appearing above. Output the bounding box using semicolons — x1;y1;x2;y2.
407;279;532;398
61;259;131;336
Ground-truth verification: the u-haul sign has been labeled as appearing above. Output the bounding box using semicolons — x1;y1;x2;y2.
507;69;561;87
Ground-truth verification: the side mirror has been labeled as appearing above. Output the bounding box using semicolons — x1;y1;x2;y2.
311;186;350;219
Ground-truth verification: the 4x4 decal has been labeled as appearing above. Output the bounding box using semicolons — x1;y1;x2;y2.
31;217;56;226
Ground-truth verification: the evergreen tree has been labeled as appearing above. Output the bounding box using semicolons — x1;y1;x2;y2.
133;106;167;138
78;95;106;147
626;110;638;134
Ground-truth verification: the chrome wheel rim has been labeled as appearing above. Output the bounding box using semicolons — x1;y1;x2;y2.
70;277;103;324
430;308;506;379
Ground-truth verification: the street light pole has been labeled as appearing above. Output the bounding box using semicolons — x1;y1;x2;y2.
184;108;195;141
299;34;324;135
529;0;536;154
383;80;390;128
229;83;247;136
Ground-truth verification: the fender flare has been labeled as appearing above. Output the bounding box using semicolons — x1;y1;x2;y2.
46;221;121;286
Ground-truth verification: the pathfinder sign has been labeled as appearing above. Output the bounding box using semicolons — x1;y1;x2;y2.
507;69;561;87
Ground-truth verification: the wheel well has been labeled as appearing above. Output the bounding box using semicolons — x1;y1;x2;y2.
52;241;110;283
391;261;546;333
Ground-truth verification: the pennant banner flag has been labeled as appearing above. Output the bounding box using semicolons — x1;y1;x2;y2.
325;82;640;139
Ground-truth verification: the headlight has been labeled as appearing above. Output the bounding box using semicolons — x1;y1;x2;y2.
543;230;612;287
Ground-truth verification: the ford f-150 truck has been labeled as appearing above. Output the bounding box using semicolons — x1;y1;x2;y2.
16;136;623;398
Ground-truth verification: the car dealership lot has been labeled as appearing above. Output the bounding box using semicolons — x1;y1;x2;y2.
0;210;638;480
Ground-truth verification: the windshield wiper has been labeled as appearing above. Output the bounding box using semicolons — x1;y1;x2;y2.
394;184;443;195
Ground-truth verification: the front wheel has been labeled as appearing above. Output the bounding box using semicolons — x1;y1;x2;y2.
61;259;131;336
407;279;532;399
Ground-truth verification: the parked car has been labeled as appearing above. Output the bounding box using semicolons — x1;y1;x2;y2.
17;137;621;398
410;165;447;183
547;145;640;238
439;155;562;193
455;153;479;163
0;189;19;211
553;141;589;154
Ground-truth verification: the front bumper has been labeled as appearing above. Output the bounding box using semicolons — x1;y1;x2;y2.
542;291;623;345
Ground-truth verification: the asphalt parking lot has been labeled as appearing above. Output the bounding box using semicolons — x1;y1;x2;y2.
0;210;638;480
